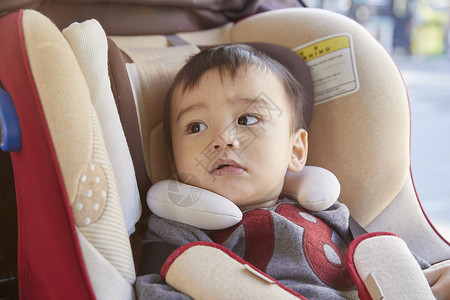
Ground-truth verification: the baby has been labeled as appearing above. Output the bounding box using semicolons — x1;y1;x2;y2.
136;44;448;299
165;43;309;212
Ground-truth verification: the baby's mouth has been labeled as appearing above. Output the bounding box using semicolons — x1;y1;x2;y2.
210;158;246;176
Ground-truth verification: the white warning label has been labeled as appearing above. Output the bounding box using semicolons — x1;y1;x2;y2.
293;33;360;105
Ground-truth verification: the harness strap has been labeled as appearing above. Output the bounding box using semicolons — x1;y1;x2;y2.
349;216;368;240
138;242;179;276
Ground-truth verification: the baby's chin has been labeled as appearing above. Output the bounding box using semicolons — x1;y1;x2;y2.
211;185;245;199
203;186;249;206
216;192;277;211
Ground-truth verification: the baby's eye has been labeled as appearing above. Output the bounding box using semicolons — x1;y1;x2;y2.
237;114;260;126
187;122;207;134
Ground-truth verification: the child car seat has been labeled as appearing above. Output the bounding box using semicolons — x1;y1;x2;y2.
0;6;448;300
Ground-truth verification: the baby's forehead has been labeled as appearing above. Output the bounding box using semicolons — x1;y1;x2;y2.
171;66;286;106
176;65;281;95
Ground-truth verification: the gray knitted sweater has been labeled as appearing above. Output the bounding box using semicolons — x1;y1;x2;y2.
136;198;364;299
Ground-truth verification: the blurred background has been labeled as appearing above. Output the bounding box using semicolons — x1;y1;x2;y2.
306;0;450;241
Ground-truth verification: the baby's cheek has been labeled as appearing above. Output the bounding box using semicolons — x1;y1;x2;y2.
176;154;201;177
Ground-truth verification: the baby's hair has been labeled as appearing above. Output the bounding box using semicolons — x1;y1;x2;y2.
163;44;308;151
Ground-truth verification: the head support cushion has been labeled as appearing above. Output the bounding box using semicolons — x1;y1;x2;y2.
146;165;340;230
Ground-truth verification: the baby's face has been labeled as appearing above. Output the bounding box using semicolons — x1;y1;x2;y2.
170;66;306;210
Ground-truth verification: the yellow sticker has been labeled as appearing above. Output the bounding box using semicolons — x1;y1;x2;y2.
295;35;351;62
293;34;359;105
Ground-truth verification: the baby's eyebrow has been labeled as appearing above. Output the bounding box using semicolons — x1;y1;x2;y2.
236;96;272;110
176;102;207;122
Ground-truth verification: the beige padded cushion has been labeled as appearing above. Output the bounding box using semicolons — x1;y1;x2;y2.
22;9;87;223
351;234;434;299
23;10;92;207
165;244;300;299
229;8;410;226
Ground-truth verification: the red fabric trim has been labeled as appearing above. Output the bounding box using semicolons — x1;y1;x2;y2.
346;232;399;300
0;10;95;299
161;241;308;299
393;59;449;246
409;166;450;245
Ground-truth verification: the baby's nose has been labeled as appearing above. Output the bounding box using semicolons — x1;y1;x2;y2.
213;128;240;150
213;143;234;149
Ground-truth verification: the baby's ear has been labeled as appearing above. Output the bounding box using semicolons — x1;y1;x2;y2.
288;129;308;173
